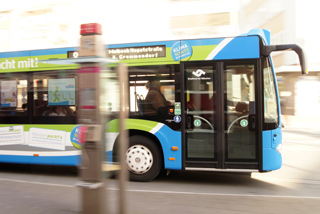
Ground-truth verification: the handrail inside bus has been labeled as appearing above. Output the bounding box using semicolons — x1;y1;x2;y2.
263;44;308;74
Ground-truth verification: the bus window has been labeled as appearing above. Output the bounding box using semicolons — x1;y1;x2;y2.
186;66;215;113
263;58;279;130
0;73;28;117
32;70;77;119
33;79;48;116
129;65;175;116
225;64;255;106
100;69;120;117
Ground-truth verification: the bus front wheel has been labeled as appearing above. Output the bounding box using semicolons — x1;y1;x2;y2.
125;135;162;182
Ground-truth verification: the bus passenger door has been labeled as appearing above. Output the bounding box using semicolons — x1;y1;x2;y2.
183;62;218;168
183;61;259;170
223;62;258;170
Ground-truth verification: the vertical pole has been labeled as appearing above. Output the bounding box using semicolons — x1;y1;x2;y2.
256;59;264;171
118;63;129;214
76;23;106;214
78;64;105;214
216;62;225;169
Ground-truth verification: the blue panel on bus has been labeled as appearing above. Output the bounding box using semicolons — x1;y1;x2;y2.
0;155;80;166
262;148;282;170
107;151;113;162
262;130;282;170
212;36;260;60
154;124;182;170
272;128;282;149
0;51;31;58
262;130;272;149
246;29;271;45
182;38;225;47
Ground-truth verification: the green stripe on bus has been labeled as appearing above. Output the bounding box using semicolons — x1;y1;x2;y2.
0;54;78;73
0;124;76;132
188;45;218;61
107;119;159;133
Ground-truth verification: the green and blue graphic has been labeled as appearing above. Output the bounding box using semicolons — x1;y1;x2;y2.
70;125;83;149
171;41;193;61
48;78;75;106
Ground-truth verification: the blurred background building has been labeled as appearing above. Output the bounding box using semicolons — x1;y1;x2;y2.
239;0;320;122
169;0;239;37
0;0;319;122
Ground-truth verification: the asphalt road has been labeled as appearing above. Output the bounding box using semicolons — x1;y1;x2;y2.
0;126;319;214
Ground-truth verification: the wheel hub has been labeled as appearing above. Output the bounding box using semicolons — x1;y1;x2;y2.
135;157;141;163
125;145;153;174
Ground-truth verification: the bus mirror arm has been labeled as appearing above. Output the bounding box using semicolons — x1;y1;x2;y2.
263;44;308;75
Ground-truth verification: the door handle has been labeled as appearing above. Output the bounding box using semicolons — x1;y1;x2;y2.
186;115;194;129
248;114;256;131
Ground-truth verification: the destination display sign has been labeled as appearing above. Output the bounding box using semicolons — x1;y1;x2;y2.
67;45;166;60
107;45;166;60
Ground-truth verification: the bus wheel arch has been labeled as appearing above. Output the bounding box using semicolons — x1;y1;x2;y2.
112;130;164;182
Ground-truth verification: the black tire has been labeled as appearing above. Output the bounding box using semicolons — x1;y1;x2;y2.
125;135;163;182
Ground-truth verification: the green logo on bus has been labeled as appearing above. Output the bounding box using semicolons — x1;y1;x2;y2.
194;119;201;127
240;119;248;127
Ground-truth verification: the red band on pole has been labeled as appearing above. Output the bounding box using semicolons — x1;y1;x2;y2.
80;23;102;35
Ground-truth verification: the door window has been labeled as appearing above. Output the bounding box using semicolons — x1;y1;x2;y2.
224;63;256;160
185;64;216;160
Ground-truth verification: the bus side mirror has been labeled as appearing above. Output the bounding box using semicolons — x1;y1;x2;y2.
263;44;308;75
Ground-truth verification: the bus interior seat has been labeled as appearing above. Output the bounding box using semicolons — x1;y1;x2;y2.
136;94;147;115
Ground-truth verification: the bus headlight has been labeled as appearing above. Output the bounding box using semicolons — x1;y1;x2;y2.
276;144;283;154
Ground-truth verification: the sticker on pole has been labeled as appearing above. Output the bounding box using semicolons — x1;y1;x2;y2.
240;119;248;127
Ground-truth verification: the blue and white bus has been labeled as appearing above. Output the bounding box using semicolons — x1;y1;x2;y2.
0;29;306;181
